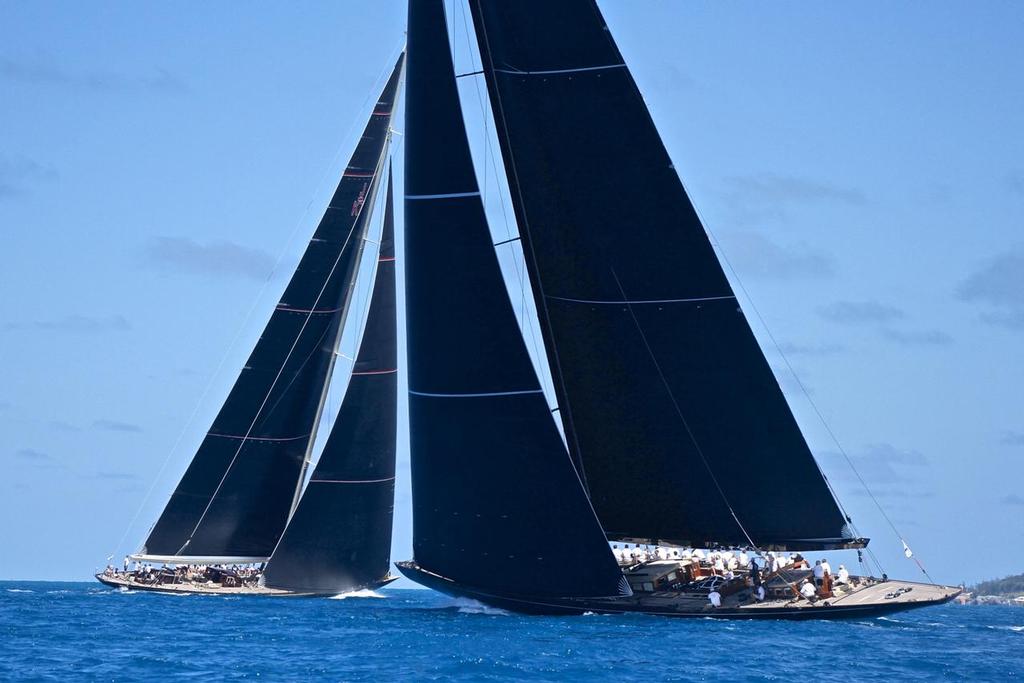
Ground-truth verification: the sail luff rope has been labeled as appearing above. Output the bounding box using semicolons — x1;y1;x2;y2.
455;0;556;411
177;129;393;555
106;48;403;563
469;0;595;494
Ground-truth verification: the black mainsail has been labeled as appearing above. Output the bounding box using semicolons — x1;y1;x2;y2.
141;56;405;562
469;0;857;550
263;169;398;593
403;0;627;599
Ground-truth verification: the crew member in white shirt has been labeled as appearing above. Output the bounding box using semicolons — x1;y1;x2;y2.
800;580;817;600
708;589;722;608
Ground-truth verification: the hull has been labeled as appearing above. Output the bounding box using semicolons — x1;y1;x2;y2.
395;561;961;620
95;572;398;597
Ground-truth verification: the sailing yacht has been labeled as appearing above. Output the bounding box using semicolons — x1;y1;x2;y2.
394;0;961;618
97;56;405;596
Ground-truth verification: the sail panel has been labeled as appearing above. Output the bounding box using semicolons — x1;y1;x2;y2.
264;169;400;593
404;0;626;599
470;0;853;549
144;55;405;559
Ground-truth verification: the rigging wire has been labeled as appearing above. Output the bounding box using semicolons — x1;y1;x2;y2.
679;176;934;582
609;270;804;597
106;47;404;563
454;0;557;408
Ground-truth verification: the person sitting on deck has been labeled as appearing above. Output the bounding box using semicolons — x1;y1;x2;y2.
712;555;725;573
708;589;722;608
799;579;818;602
834;564;850;586
753;584;766;602
738;551;750;568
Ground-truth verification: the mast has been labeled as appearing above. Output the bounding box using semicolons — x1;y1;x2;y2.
469;0;861;550
264;166;399;593
402;0;627;599
139;55;405;562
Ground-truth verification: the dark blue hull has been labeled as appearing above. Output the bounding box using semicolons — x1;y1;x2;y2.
395;561;961;620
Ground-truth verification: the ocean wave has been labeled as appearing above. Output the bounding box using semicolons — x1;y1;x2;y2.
442;597;509;615
5;589;33;593
329;589;386;600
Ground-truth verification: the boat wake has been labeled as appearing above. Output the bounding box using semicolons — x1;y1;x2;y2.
329;589;386;600
453;598;510;616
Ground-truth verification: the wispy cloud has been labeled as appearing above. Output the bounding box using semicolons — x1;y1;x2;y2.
722;231;835;280
92;419;142;433
3;315;130;333
818;300;905;325
722;173;867;222
1000;432;1024;447
144;236;274;281
1001;494;1024;507
956;246;1024;330
879;328;953;346
1006;170;1024;196
95;471;139;481
0;155;57;200
14;448;50;461
48;420;82;433
820;442;928;487
0;56;187;94
777;341;846;357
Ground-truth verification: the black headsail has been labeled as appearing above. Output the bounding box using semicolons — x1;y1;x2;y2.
142;55;405;561
263;168;399;593
469;1;860;551
404;0;627;598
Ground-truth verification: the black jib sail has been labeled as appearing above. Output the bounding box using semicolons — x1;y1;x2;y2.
263;168;399;593
403;0;627;598
141;56;405;561
469;0;858;550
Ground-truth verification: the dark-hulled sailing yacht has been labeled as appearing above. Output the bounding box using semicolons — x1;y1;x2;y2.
97;55;404;596
395;0;961;618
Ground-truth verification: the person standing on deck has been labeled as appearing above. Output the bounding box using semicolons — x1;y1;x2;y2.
813;560;825;587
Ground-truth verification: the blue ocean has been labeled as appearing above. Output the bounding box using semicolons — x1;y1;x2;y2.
1;581;1020;681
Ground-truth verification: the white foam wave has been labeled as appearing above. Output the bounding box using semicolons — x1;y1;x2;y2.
5;589;34;593
444;597;509;615
329;589;386;600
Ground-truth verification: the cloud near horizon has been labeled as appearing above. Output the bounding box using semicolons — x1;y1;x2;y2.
92;419;142;433
817;300;905;324
0;56;187;94
3;315;131;333
144;236;275;281
955;246;1024;330
879;327;953;346
721;231;835;280
722;173;867;222
0;155;57;200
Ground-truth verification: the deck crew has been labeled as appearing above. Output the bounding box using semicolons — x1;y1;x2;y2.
708;589;722;608
800;579;817;601
835;564;850;585
738;551;750;568
813;560;826;587
753;584;766;602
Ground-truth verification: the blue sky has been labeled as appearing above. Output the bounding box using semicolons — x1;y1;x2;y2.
1;2;1022;587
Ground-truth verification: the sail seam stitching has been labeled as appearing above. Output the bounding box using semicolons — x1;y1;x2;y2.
494;64;626;76
547;294;736;305
309;477;396;484
406;191;481;200
409;388;542;398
